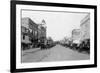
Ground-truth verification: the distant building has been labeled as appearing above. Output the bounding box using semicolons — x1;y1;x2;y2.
72;29;81;44
80;14;90;41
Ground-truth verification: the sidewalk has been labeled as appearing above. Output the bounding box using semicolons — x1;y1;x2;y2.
22;48;41;56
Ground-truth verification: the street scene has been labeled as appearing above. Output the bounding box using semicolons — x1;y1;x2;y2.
21;10;90;63
22;44;89;63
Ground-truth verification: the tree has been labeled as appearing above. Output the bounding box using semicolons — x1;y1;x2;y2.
42;19;46;25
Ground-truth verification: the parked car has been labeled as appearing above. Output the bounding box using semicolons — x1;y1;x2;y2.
78;39;90;54
69;41;80;50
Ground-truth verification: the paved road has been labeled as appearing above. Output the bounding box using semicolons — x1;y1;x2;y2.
22;49;50;63
22;45;90;63
41;45;90;62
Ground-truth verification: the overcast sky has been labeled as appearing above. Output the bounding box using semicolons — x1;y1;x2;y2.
22;10;88;41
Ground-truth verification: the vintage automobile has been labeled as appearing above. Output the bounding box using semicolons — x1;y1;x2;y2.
78;39;90;54
70;40;80;50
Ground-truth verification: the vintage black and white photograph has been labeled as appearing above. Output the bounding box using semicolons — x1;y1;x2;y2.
11;1;97;72
21;10;90;63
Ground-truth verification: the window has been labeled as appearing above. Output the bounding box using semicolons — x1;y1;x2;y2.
23;35;25;40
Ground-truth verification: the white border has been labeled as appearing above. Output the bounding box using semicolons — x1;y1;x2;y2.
16;4;94;69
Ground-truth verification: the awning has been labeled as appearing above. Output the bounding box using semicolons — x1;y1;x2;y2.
21;40;31;44
73;40;80;44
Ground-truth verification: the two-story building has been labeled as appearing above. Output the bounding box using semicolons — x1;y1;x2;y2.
21;17;47;49
21;17;38;49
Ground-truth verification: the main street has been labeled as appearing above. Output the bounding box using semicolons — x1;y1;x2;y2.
22;44;90;63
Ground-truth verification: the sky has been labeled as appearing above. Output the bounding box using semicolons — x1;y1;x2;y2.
22;10;88;41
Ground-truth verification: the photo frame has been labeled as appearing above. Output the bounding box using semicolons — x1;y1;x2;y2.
10;0;97;73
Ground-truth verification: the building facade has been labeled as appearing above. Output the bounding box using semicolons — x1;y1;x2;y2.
38;20;46;44
21;17;47;49
80;14;90;41
21;17;38;44
72;29;81;44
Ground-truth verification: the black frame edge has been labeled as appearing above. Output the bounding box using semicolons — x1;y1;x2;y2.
13;0;97;9
10;1;16;73
94;6;97;67
15;64;96;72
